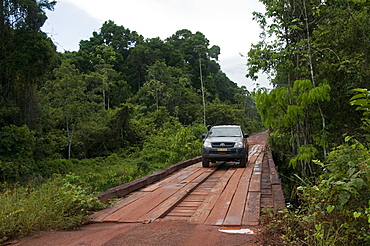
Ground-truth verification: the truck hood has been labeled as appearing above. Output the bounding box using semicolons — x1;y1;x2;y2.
205;136;244;143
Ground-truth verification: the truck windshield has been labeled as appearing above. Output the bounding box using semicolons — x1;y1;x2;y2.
209;127;241;137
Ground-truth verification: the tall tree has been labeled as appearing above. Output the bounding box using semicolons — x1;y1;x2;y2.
41;61;88;159
0;0;57;127
194;44;207;126
248;0;370;175
74;20;143;74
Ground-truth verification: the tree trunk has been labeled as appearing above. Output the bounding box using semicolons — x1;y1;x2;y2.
199;54;206;126
303;0;327;156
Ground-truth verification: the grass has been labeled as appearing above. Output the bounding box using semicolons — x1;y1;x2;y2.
0;178;106;243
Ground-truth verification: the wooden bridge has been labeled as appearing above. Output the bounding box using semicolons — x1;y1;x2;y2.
90;131;285;226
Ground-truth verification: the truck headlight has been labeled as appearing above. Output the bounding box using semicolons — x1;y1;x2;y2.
203;141;212;148
234;142;243;148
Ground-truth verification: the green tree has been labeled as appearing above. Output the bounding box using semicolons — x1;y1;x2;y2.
194;44;207;126
313;0;370;142
0;124;36;181
73;20;143;74
133;61;202;125
0;0;57;127
124;37;184;92
167;30;219;90
253;80;331;176
248;0;369;175
40;61;88;159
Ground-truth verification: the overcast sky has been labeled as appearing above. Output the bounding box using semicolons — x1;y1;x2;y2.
42;0;272;90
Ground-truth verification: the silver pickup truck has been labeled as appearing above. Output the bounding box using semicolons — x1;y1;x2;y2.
201;125;249;168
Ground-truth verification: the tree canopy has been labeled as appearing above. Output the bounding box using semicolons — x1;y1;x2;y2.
0;5;263;182
248;0;370;176
247;1;370;244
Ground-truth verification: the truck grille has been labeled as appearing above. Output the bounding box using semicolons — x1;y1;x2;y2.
211;142;235;148
210;150;237;155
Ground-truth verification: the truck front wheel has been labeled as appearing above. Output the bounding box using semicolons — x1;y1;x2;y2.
239;157;246;168
202;158;209;167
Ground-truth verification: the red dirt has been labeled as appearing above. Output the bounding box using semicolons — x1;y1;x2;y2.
12;221;261;246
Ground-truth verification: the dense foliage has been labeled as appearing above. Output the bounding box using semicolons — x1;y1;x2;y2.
0;176;107;242
247;0;370;244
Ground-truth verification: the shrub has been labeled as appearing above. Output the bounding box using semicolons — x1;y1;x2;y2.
0;177;106;243
0;125;36;182
261;139;370;245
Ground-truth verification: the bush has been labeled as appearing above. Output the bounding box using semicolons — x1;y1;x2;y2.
261;139;370;245
140;123;204;167
0;177;106;243
0;125;36;182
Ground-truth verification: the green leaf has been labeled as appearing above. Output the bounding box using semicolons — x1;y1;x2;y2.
326;205;335;213
339;191;351;205
351;99;369;106
344;136;352;142
353;212;362;218
349;178;365;189
313;159;324;167
350;93;366;101
351;88;368;93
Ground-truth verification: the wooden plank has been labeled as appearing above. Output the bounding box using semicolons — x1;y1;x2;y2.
270;166;280;185
248;144;262;157
180;201;203;207
191;191;210;196
120;169;215;223
170;207;197;212
247;145;262;165
242;192;260;225
184;194;207;202
103;167;212;222
204;168;245;225
272;184;286;212
142;164;199;192
139;170;216;222
261;197;274;208
267;150;281;185
222;164;253;226
249;152;264;192
90;191;147;222
249;173;261;192
188;169;236;224
95;156;201;203
166;211;194;217
105;184;179;222
261;189;272;196
261;183;271;189
162;216;189;221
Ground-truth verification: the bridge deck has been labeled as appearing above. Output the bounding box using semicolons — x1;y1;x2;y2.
90;131;285;226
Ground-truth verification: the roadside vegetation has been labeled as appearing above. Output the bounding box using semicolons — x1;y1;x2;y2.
247;0;370;245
